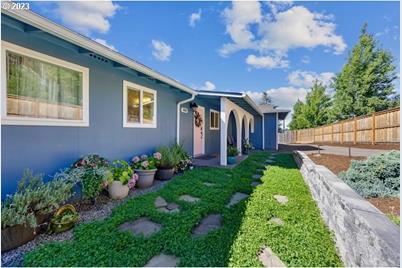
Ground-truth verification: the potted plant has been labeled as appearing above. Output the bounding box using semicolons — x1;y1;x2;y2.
242;138;253;155
156;146;180;180
108;160;138;200
1;170;74;252
172;144;193;173
131;153;159;188
227;146;239;165
69;154;112;203
50;204;79;233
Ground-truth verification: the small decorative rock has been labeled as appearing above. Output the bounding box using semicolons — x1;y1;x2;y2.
269;217;284;226
192;214;222;236
179;194;200;203
203;182;215;187
167;203;179;210
119;217;162;237
144;254;180;267
252;174;262;180
154;196;168;208
251;181;261;187
273;195;288;205
258;246;286;267
226;192;249;207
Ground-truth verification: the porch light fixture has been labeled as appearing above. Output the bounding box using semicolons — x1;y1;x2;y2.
189;102;198;112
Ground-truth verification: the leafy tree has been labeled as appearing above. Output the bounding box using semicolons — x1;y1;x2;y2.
260;92;272;104
288;81;331;130
331;23;397;121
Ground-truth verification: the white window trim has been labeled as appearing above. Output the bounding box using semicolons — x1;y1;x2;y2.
1;41;89;127
123;80;157;128
210;108;219;130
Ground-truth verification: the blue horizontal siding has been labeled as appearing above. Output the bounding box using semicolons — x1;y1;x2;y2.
1;17;192;197
264;113;277;150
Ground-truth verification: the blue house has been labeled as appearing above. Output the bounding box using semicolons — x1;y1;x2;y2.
1;8;289;197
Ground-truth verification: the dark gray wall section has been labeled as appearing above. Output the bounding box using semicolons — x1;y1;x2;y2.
1;18;192;196
264;113;277;150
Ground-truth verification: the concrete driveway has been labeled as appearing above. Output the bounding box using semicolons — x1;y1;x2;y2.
278;143;392;157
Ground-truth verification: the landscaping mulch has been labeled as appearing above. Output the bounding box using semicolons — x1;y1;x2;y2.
309;153;366;175
367;197;400;216
316;142;400;150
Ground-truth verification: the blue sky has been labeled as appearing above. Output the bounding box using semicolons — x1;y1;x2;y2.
31;1;400;122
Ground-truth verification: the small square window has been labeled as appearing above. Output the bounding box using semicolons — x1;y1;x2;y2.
123;81;157;128
210;109;219;130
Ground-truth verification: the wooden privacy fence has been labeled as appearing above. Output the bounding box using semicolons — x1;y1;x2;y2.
279;107;400;144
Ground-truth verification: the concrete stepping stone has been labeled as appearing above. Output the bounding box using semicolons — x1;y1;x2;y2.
226;192;249;207
252;174;262;180
157;202;180;213
258;246;286;267
203;182;215;187
119;217;162;237
273;195;288;205
269;217;284;226
154;196;168;208
192;214;222;236
265;159;275;164
179;194;200;203
251;181;261;187
144;254;180;267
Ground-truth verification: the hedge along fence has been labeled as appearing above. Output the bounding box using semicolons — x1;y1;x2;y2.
279;107;400;144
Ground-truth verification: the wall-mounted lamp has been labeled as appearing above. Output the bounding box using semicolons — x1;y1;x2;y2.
189;102;198;112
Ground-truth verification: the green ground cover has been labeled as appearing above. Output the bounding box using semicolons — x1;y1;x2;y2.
24;152;341;267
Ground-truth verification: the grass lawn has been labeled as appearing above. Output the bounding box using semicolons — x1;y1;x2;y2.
24;152;342;267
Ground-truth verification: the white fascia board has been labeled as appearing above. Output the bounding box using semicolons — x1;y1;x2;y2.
2;9;197;96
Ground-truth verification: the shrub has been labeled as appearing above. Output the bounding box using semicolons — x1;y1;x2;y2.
339;151;400;198
69;154;112;200
227;146;239;157
157;145;181;169
2;169;74;229
110;160;135;185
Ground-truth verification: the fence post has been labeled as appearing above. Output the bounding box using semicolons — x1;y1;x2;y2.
341;122;344;144
331;125;334;143
354;116;357;145
372;112;376;145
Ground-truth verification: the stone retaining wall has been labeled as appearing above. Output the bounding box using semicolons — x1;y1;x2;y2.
294;151;400;267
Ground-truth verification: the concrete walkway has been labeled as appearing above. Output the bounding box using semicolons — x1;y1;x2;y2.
278;143;391;157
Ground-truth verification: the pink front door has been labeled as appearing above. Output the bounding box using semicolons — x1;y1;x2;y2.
193;106;205;156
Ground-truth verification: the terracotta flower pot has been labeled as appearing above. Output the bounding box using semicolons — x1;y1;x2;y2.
156;168;175;180
1;224;36;252
135;169;156;188
108;181;129;200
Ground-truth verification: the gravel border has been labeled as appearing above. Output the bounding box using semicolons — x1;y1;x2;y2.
1;179;170;267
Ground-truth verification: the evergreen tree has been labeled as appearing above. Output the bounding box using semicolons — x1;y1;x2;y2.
261;92;272;104
288;81;331;130
331;23;397;120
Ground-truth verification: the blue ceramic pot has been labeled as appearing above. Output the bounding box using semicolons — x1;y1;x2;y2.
227;156;236;165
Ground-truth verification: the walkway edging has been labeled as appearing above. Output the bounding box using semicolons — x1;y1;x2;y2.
294;151;400;267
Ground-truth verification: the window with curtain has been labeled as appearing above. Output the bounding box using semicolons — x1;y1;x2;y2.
210;109;219;130
5;50;85;122
124;81;157;128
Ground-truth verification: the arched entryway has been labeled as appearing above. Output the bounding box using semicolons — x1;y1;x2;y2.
227;110;238;148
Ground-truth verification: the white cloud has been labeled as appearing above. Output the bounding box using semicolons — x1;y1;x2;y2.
246;54;289;69
288;70;335;88
219;1;262;56
93;38;117;51
189;9;202;27
220;1;346;67
151;40;173;61
246;86;308;127
55;1;119;35
198;81;216;91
